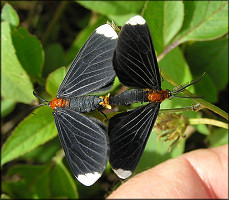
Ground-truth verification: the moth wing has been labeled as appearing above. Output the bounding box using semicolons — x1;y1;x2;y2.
113;15;161;90
57;24;118;98
53;108;109;186
108;102;160;179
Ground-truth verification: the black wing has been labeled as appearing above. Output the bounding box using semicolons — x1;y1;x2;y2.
57;24;118;99
113;15;161;90
53;108;109;186
108;102;160;179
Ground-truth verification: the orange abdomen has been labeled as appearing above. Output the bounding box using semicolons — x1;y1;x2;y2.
49;97;69;110
147;90;170;103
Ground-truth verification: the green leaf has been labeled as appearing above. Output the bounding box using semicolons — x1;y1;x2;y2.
1;98;16;117
208;128;228;147
11;27;44;79
1;107;57;166
159;47;194;109
1;21;35;104
43;43;65;77
66;15;108;64
2;159;78;198
50;159;78;198
143;1;184;54
195;123;210;135
46;67;67;97
176;1;228;43
1;194;11;199
192;73;217;103
185;38;228;92
159;47;208;126
136;130;185;174
4;164;51;198
77;1;144;16
22;137;60;163
163;2;184;46
108;13;140;26
1;3;19;27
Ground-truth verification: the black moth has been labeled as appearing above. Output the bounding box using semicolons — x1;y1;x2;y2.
108;15;203;179
33;15;203;185
34;24;118;186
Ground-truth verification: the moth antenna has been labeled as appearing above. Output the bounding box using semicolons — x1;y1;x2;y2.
31;90;49;113
33;90;49;103
170;72;205;95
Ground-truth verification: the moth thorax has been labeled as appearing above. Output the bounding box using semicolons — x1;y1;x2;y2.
49;97;70;110
147;89;170;103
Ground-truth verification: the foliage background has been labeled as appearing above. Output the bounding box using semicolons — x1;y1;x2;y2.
1;1;228;199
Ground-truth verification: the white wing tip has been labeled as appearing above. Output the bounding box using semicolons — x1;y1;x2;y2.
126;15;146;25
96;24;118;39
113;168;132;179
77;172;101;186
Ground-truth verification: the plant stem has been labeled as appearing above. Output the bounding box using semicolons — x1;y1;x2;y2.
141;1;149;16
160;69;229;121
159;104;202;114
157;40;181;61
189;118;228;129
